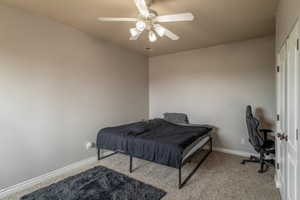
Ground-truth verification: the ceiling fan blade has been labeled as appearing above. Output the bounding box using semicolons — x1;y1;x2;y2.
155;13;194;22
98;17;138;22
153;24;166;37
134;0;150;17
158;25;180;40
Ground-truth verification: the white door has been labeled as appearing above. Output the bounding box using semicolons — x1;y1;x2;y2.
285;22;299;200
277;42;287;199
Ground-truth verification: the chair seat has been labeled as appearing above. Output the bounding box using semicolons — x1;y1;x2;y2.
263;140;274;149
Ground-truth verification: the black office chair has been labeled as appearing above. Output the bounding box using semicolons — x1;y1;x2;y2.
241;105;275;173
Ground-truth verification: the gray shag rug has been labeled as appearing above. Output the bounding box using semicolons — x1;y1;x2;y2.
20;166;166;200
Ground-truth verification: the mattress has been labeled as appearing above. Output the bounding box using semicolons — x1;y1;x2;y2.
97;119;212;168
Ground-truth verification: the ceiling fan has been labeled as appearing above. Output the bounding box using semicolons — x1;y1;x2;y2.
98;0;194;42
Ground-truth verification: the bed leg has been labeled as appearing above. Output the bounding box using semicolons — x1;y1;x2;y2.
178;138;212;189
97;148;101;161
209;137;213;152
178;165;182;189
129;155;133;173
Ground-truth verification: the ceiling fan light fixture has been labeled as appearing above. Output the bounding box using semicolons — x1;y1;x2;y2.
154;25;165;37
149;31;157;42
130;28;140;37
98;0;194;42
136;20;146;32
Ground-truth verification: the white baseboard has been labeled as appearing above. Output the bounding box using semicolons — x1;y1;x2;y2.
0;156;98;199
274;172;281;189
213;147;258;158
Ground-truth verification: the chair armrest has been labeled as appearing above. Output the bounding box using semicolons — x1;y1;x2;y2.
260;129;273;141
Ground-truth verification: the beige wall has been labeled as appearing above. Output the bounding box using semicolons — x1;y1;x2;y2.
149;36;276;154
276;0;300;51
0;5;148;189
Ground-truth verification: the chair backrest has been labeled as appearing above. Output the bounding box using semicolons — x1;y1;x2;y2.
246;105;263;151
163;113;189;124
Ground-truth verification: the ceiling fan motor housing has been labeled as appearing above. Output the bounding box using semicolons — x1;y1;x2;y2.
137;10;157;31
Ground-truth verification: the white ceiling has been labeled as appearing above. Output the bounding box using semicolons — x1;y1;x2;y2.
0;0;279;56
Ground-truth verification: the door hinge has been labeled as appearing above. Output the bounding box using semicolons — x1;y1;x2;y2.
276;66;280;72
276;163;280;170
296;129;299;141
297;39;299;51
277;114;280;121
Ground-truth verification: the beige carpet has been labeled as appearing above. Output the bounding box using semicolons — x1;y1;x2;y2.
3;151;280;200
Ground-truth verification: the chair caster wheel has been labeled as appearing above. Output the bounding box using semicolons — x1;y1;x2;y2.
258;168;266;173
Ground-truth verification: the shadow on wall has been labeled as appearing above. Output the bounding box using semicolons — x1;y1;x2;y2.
210;127;220;148
254;107;275;130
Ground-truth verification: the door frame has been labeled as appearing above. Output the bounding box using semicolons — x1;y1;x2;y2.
276;42;287;199
276;20;300;200
286;21;299;200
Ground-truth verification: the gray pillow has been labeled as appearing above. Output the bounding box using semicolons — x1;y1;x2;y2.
163;113;189;124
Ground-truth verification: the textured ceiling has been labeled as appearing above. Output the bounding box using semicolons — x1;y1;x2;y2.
0;0;278;56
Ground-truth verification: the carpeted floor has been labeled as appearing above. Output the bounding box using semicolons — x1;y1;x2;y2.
3;151;280;200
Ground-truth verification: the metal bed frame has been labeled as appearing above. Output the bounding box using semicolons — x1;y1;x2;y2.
97;136;212;189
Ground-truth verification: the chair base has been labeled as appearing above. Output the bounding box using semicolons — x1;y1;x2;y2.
241;155;274;173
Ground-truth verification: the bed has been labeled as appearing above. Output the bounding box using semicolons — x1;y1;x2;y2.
97;118;213;189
